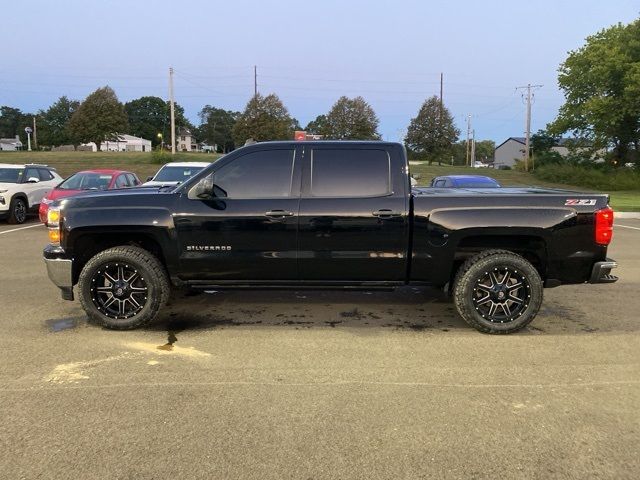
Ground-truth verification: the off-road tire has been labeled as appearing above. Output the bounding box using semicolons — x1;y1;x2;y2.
453;249;543;334
7;197;27;224
78;246;170;330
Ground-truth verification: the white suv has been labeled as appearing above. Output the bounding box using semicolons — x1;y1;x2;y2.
0;164;63;224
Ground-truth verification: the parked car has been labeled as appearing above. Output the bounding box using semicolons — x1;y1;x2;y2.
44;141;617;334
143;162;210;187
39;169;141;224
0;163;63;224
430;175;501;188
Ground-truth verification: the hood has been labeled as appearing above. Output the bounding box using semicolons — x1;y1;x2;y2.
46;188;84;201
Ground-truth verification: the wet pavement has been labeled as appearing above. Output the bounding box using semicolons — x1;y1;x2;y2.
0;220;639;479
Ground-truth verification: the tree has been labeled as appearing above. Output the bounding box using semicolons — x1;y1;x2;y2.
405;96;459;164
323;96;380;140
197;105;240;152
232;93;296;145
0;106;22;139
530;129;557;154
67;86;129;150
474;140;495;164
37;96;79;147
125;96;194;147
548;18;640;163
305;114;329;135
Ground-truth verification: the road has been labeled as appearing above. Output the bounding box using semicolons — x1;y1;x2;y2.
0;218;639;479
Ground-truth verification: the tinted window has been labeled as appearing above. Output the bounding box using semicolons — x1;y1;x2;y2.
311;149;390;197
213;149;295;199
0;168;22;183
24;168;39;182
38;168;54;181
434;180;446;187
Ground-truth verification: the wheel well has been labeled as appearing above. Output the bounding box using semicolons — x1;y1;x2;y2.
11;193;28;206
450;235;547;286
72;233;167;284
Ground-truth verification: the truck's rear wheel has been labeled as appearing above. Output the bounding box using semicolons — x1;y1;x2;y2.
78;246;170;330
453;250;543;334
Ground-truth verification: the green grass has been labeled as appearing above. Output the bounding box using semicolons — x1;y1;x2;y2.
0;151;221;180
1;152;638;211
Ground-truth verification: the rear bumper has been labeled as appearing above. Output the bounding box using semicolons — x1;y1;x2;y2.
589;259;618;284
44;256;74;300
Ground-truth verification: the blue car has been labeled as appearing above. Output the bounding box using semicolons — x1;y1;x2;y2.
430;175;501;188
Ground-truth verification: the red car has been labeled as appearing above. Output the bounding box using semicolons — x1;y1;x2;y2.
39;169;141;223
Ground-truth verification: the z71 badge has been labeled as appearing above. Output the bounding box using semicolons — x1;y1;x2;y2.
565;199;597;206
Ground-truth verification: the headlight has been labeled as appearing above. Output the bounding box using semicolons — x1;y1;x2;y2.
47;207;62;246
47;207;61;227
42;198;54;205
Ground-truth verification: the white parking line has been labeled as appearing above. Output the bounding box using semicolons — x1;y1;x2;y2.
615;224;640;231
0;223;44;235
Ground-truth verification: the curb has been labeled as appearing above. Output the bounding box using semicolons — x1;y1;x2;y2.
615;212;640;219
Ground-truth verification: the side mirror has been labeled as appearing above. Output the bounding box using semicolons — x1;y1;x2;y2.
188;174;214;200
28;177;40;183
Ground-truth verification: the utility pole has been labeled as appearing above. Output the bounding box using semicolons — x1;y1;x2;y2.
465;114;472;167
169;67;176;155
254;65;257;97
471;129;476;168
33;116;37;150
516;83;542;171
439;72;443;119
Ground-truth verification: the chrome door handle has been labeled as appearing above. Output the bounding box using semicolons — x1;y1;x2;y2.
265;210;294;218
372;209;402;218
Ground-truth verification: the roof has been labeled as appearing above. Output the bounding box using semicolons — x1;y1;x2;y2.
0;138;22;144
73;169;133;175
494;137;526;150
438;175;497;181
0;164;26;169
159;162;211;167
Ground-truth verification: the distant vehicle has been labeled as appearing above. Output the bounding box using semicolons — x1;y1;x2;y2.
473;162;490;168
430;175;501;188
0;163;63;224
39;169;141;224
144;162;210;187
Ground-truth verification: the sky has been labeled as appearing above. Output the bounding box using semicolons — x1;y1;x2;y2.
1;0;638;143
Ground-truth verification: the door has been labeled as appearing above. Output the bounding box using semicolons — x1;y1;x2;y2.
22;167;48;206
174;146;302;281
297;145;409;282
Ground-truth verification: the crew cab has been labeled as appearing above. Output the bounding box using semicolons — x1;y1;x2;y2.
43;141;618;334
0;163;63;224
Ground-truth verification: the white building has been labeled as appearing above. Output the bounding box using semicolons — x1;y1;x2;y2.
83;134;152;152
0;135;23;151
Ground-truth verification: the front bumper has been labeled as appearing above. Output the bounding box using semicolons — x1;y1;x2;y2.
44;256;74;300
589;259;618;284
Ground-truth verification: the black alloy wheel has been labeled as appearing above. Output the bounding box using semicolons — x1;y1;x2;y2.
90;263;148;319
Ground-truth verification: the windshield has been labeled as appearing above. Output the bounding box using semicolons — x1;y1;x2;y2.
58;172;113;190
0;168;22;183
153;166;205;182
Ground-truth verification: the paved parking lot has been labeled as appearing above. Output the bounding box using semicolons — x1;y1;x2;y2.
1;218;639;479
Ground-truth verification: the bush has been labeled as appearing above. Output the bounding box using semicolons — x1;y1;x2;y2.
151;148;171;164
533;164;640;191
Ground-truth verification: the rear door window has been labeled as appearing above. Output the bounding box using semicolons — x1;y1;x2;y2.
310;149;390;197
24;168;40;182
38;168;54;181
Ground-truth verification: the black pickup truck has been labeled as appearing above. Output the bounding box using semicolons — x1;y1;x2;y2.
43;141;618;334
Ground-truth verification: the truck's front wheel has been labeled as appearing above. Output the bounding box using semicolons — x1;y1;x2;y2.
78;246;170;330
453;250;543;334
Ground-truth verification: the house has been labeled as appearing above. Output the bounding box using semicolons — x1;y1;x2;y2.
82;134;152;152
493;137;527;167
0;135;23;151
177;127;199;152
494;137;605;167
